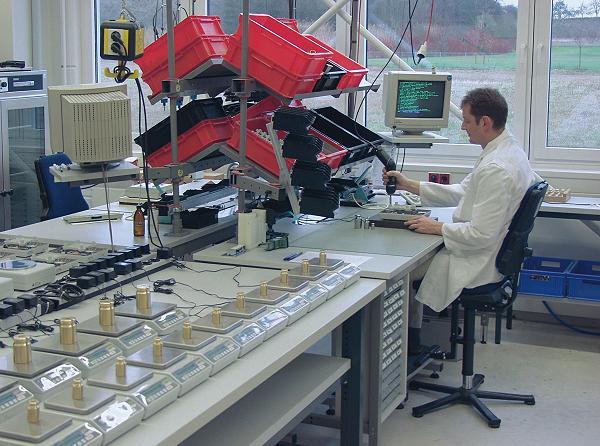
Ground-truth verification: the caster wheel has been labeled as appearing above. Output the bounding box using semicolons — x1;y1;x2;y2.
396;403;404;410
326;408;335;415
430;372;439;379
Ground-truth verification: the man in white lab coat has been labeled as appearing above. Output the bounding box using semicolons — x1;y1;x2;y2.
383;88;539;354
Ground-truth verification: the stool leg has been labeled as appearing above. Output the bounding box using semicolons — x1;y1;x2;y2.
506;304;513;329
480;312;489;344
475;389;535;405
468;393;501;428
494;309;502;344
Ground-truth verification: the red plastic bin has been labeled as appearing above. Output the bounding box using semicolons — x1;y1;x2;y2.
275;18;300;32
303;35;368;89
137;16;228;97
147;117;233;167
224;14;332;98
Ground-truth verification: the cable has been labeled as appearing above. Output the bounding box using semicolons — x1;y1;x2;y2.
408;0;417;65
542;301;600;336
101;165;115;252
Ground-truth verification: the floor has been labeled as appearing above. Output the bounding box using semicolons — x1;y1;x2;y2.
285;318;600;446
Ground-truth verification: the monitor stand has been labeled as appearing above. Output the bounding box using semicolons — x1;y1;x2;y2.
377;130;449;147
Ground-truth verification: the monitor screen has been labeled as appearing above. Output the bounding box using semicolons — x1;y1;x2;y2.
395;80;447;119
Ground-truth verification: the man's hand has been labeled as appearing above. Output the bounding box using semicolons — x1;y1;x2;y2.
404;216;443;235
382;169;408;191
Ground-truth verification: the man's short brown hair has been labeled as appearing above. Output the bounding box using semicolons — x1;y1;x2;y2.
461;88;508;130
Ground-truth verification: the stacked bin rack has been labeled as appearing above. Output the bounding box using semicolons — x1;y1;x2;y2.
134;13;379;188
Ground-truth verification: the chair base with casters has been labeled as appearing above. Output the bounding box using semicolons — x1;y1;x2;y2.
409;285;535;428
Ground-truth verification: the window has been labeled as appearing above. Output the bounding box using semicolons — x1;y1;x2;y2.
366;0;519;144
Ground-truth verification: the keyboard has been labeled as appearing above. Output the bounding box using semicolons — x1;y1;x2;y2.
378;205;431;221
398;191;422;206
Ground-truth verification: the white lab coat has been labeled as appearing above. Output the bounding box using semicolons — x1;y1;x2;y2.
415;129;540;312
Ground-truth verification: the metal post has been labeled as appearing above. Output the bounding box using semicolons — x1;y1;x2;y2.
237;0;250;214
347;0;360;118
341;309;364;446
166;0;183;234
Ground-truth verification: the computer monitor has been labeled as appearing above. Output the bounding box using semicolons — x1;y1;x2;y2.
48;83;132;165
382;71;452;135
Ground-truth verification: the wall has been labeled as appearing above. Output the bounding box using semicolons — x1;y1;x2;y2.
0;0;32;65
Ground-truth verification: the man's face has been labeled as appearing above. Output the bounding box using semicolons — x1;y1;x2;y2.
461;104;485;146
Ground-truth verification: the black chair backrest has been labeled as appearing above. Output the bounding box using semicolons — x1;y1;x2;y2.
496;181;548;276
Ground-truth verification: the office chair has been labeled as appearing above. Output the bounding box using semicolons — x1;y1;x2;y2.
35;153;89;220
409;181;548;428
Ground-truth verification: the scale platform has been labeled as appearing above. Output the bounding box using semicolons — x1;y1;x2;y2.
87;365;152;392
191;314;243;334
0;410;72;445
162;329;216;351
162;354;212;396
244;287;289;305
32;333;105;357
44;387;115;415
296;284;329;311
0;352;63;379
220;301;266;319
22;364;82;399
266;276;308;292
126;345;186;370
88;396;144;445
115;301;176;320
287;265;328;281
77;317;142;338
131;374;180;419
307;257;344;270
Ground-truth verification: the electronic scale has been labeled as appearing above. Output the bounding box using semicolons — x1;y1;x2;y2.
48;243;108;259
30;253;79;274
0;260;55;291
191;308;244;334
141;309;187;335
82;396;144;444
266;269;308;292
162;321;217;351
317;272;346;298
0;238;48;256
307;251;344;270
220;293;266;319
226;323;265;357
157;353;212;396
244;281;289;305
198;337;240;375
87;357;152;392
378;205;431;221
0;336;81;400
0;278;13;299
115;284;176;320
70;342;122;378
278;296;310;324
131;374;180;419
336;264;361;287
287;260;328;281
254;309;289;340
0;380;32;417
44;379;115;416
126;338;186;370
0;400;104;446
295;284;329;311
32;318;105;357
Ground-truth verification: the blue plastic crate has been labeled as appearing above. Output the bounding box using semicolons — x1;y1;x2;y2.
567;260;600;301
518;256;575;297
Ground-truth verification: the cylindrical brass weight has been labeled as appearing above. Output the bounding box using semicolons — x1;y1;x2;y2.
99;300;115;327
136;284;152;310
72;378;84;401
13;334;32;365
59;317;77;345
27;400;40;424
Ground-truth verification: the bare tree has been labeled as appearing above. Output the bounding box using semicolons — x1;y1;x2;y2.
590;0;600;17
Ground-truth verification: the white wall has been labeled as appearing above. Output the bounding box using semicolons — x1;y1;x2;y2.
0;0;32;65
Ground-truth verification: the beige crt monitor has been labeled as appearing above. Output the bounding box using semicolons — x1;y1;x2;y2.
383;71;452;135
48;83;132;165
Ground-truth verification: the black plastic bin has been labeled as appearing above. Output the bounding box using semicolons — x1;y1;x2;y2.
300;186;339;218
313;61;346;92
135;98;226;155
273;107;317;134
311;107;383;165
181;206;219;229
282;134;323;161
291;160;331;189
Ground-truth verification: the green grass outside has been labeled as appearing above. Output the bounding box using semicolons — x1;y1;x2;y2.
368;45;600;72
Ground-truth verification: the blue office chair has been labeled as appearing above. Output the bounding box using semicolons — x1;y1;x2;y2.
35;153;89;220
409;181;548;428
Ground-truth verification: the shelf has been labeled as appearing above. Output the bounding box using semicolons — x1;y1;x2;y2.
49;161;140;186
147;57;378;104
182;353;350;446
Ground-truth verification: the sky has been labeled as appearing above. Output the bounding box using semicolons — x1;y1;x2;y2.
501;0;589;6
